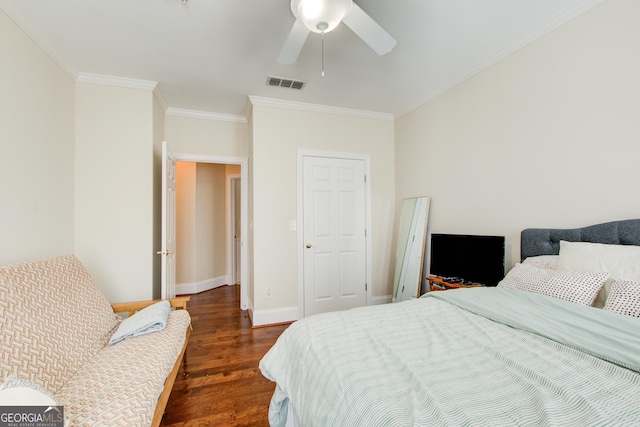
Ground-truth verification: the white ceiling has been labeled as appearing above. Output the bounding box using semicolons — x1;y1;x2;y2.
2;0;602;119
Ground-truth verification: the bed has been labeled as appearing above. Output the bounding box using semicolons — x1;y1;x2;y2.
259;219;640;426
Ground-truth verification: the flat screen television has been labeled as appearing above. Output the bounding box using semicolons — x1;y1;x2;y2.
429;234;505;286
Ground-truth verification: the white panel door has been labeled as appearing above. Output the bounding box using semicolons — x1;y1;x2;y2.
303;156;367;317
160;141;177;299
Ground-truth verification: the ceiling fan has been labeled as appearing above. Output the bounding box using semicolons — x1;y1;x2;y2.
278;0;397;65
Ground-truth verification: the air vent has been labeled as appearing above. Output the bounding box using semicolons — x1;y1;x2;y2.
266;76;306;90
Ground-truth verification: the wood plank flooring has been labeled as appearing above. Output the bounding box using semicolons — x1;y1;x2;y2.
160;285;289;427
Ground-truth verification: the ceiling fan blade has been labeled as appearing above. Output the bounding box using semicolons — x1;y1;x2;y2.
342;3;396;56
278;19;311;64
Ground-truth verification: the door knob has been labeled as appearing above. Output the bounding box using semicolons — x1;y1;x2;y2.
305;243;313;249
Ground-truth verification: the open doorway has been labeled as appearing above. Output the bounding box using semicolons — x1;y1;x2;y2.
172;154;248;310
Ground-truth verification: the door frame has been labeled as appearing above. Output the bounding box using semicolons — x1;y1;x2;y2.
173;152;249;311
297;149;372;319
226;173;241;286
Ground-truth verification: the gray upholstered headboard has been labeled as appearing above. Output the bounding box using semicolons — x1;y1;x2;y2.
521;219;640;261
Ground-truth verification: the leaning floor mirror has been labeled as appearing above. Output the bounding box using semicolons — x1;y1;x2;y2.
392;197;431;302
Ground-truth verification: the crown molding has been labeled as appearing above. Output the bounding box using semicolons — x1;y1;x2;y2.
166;108;247;124
395;0;606;119
153;87;168;113
77;73;169;112
76;72;158;91
4;0;604;123
248;96;394;121
1;0;78;79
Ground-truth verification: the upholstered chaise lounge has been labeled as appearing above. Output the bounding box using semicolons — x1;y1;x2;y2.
0;254;191;426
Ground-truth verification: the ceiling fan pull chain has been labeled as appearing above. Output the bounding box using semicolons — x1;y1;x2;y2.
321;30;325;77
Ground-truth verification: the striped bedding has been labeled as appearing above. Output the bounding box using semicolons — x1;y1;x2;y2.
259;287;640;426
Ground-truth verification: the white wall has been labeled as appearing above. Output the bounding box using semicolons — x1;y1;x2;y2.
0;10;75;266
75;83;156;302
250;104;395;321
395;0;640;271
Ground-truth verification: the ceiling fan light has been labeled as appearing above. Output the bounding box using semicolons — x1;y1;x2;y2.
291;0;353;34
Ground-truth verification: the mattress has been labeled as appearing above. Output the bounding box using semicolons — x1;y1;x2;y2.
259;287;640;426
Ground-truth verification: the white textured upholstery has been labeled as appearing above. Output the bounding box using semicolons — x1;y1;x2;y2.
0;255;119;392
56;310;191;426
0;254;191;427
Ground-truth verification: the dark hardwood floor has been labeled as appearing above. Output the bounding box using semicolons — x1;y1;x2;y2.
160;285;289;427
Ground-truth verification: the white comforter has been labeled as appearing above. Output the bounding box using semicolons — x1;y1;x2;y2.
260;288;640;426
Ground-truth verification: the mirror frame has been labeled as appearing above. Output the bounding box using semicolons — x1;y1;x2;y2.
392;197;431;302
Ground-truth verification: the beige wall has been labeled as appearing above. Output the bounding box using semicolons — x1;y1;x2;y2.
227;164;241;176
0;10;75;266
164;115;249;158
195;163;227;281
251;105;396;317
75;83;156;302
176;162;197;285
395;0;640;272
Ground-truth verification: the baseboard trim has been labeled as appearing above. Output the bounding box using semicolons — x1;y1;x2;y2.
246;300;254;324
251;306;298;327
176;275;229;295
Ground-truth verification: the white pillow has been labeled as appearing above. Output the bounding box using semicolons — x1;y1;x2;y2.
556;241;640;308
498;263;608;306
498;263;553;291
522;255;559;270
0;375;58;406
603;279;640;318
